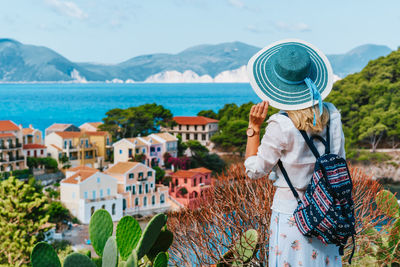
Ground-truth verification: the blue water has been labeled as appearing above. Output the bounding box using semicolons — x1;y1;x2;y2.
0;83;260;133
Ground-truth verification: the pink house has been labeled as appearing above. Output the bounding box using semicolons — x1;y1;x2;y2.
169;167;213;209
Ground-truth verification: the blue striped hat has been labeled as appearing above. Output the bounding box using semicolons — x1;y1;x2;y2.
247;39;333;111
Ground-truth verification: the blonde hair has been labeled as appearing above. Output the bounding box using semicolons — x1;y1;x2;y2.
286;104;329;133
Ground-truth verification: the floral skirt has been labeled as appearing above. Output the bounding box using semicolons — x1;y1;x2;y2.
268;210;342;267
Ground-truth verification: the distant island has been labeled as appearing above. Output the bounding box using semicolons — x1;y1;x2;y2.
0;38;392;83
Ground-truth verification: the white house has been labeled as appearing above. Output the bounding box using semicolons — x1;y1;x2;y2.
60;166;123;224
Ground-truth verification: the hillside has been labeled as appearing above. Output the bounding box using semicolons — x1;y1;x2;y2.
327;48;400;151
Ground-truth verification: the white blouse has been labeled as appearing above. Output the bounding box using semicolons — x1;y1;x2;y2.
244;102;346;214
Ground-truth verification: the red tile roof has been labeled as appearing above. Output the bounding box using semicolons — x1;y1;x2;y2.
23;144;47;149
46;123;74;131
67;165;98;172
55;131;109;139
50;144;62;151
189;167;212;173
0;120;20;131
22;128;35;135
0;133;15;138
173;116;219;125
62;170;98;184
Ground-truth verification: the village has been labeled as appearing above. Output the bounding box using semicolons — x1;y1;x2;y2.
0;116;220;244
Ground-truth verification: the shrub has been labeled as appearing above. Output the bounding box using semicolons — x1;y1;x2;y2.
167;163;389;266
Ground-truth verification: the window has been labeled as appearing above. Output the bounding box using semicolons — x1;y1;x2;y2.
135;148;139;153
119;149;122;154
139;184;142;194
135;198;139;206
150;183;153;188
132;185;136;195
142;148;145;153
92;190;96;199
107;188;111;196
150;147;155;152
129;173;134;179
179;125;181;130
101;204;105;209
145;184;148;193
175;179;178;186
200;177;202;183
129;149;133;157
157;147;161;152
97;177;100;183
100;189;104;198
147;171;152;177
40;150;43;155
194;178;197;187
69;140;72;147
186;125;189;130
202;134;206;140
160;194;165;204
194;125;197;130
27;151;30;156
139;172;143;179
64;140;67;148
106;137;110;145
91;206;95;216
143;196;147;206
186;134;190;140
152;195;155;205
184;178;187;184
85;139;89;147
202;125;205;131
84;192;88;199
112;203;116;215
126;186;131;191
194;133;198;140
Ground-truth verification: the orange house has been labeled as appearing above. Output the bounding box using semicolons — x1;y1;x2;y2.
169;167;212;209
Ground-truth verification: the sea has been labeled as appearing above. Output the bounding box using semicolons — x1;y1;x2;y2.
0;83;260;133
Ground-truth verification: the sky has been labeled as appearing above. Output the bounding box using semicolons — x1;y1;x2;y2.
1;0;399;63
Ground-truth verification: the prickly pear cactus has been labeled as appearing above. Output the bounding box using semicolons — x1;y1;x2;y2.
233;229;258;265
126;249;138;267
146;229;173;261
31;241;61;267
89;209;114;256
118;261;127;267
102;236;118;267
136;213;167;260
376;190;400;218
153;252;168;267
116;216;142;260
64;252;97;267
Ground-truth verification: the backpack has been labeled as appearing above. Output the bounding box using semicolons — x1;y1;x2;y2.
277;110;356;264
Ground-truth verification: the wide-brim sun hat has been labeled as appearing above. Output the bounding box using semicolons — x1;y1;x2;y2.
247;39;334;111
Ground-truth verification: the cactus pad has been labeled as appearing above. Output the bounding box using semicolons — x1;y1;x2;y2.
376;190;400;218
31;242;61;267
102;236;118;267
64;252;96;267
126;249;138;267
116;216;142;260
136;213;167;260
118;261;127;267
233;229;258;264
89;209;114;256
153;252;168;267
146;229;173;261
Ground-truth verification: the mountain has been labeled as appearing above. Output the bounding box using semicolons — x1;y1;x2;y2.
0;38;393;82
0;39;103;82
327;44;392;78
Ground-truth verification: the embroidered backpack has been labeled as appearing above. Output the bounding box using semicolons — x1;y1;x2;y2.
278;111;356;264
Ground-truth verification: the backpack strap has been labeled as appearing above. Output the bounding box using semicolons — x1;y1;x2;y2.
277;159;302;205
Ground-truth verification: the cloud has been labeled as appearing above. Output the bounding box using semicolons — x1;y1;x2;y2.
274;21;311;32
44;0;88;19
227;0;245;8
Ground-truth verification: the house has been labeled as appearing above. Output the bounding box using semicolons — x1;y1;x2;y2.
160;116;219;147
113;132;177;167
169;167;213;208
22;124;43;145
105;162;170;215
80;122;103;132
45;123;80;136
0;120;26;172
23;144;47;158
60;166;123;224
45;131;112;168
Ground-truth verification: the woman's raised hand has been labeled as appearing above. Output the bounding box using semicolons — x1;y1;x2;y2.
249;100;269;131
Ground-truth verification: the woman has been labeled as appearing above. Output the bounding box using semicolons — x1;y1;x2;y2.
244;40;345;267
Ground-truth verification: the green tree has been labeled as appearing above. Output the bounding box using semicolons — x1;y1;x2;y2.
0;176;50;266
184;140;226;174
211;119;249;156
153;166;166;184
48;201;71;230
197;109;218;119
176;134;187;157
100;103;176;139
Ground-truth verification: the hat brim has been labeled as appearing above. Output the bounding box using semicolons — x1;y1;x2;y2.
247;39;334;111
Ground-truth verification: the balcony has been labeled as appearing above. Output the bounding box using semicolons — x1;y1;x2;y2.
84;195;117;203
85;155;94;159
